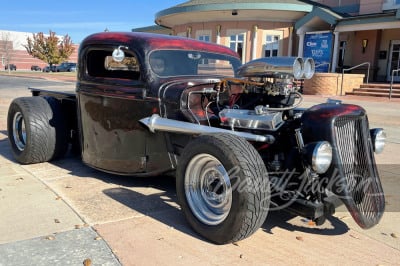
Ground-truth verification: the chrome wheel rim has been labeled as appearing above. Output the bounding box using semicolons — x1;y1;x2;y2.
13;112;27;151
184;154;232;225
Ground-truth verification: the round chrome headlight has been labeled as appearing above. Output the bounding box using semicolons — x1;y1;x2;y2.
293;57;304;80
303;58;315;79
371;128;386;154
312;142;332;174
304;141;333;174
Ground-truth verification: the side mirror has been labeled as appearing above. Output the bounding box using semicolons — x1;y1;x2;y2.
112;46;128;62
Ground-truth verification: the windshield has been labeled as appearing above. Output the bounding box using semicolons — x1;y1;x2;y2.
149;50;241;78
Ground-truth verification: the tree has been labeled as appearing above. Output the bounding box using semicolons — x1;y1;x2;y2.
0;32;16;73
25;30;75;67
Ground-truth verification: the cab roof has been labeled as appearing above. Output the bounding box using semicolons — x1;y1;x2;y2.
80;31;240;58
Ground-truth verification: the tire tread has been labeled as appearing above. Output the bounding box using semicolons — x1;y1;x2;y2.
7;97;67;164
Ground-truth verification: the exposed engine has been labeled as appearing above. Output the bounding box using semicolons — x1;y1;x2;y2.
181;57;314;131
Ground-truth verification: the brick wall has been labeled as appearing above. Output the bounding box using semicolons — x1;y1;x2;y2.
303;73;365;95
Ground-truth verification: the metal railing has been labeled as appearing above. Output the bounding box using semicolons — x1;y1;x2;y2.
340;62;370;96
389;69;399;100
315;62;331;72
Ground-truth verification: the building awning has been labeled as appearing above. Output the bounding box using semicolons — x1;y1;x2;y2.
335;9;400;32
156;0;313;28
296;6;400;33
295;6;344;33
132;25;172;35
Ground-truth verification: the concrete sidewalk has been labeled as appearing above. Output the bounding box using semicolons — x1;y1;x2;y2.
0;127;121;265
0;83;399;265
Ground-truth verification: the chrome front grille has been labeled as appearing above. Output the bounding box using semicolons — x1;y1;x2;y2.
333;115;385;229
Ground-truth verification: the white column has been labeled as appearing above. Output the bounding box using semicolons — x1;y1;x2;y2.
331;31;340;73
288;27;293;56
252;25;258;60
298;33;305;57
216;25;221;45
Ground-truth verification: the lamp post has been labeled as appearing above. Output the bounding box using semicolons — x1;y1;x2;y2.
362;39;368;53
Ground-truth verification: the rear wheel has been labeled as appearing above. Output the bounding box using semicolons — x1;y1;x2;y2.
176;133;270;244
7;97;68;164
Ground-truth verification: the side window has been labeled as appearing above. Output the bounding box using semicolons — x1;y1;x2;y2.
264;35;279;57
86;49;141;81
197;34;212;65
262;30;283;57
198;35;210;42
226;30;246;63
229;34;244;60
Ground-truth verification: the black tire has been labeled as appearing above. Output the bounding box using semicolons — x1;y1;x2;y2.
176;133;270;244
7;97;68;164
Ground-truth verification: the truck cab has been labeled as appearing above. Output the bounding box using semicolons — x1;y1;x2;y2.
75;32;241;175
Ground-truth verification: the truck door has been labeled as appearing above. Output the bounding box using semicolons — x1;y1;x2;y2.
77;47;159;175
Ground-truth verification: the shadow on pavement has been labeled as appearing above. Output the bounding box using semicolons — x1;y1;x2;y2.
0;132;14;162
0;136;350;243
262;210;349;236
103;186;203;238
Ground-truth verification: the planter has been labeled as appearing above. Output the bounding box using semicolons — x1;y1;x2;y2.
303;73;365;96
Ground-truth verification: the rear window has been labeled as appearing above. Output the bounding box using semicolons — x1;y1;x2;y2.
85;49;141;80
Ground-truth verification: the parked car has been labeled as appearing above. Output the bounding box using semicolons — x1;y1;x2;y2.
5;64;16;71
55;62;77;72
31;65;42;71
42;65;57;72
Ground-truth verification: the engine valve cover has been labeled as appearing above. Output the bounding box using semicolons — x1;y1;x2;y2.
219;108;283;130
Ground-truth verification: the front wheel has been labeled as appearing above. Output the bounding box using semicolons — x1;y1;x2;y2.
176;133;270;244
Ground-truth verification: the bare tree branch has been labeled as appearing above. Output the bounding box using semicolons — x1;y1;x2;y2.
0;32;16;73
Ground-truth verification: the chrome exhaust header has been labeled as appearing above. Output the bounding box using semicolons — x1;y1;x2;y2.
237;56;315;80
139;114;275;143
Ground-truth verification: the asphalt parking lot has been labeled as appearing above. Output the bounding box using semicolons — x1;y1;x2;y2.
0;75;399;265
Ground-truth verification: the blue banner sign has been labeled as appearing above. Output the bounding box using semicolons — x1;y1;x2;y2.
303;32;333;72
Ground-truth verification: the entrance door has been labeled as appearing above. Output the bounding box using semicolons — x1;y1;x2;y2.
387;40;400;82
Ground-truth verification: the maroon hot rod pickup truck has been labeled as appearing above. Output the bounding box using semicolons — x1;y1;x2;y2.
7;32;386;244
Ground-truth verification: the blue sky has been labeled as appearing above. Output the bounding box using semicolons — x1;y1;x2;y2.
1;0;184;43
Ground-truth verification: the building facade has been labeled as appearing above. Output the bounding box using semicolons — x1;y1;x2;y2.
141;0;400;82
297;0;400;82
